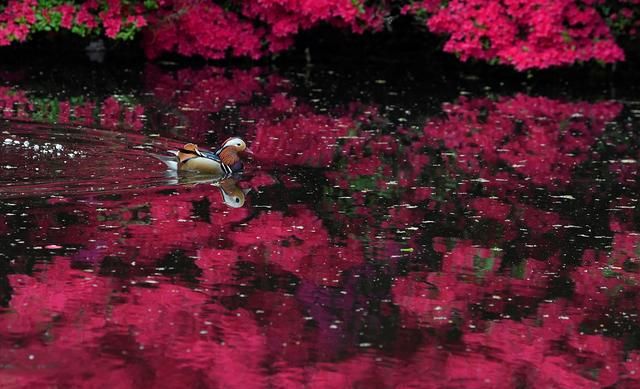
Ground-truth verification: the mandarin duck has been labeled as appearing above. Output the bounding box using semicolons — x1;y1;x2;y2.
156;137;252;177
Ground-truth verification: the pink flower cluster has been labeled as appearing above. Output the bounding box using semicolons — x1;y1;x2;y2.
99;0;147;38
143;0;385;60
0;0;36;44
606;0;640;36
240;0;385;52
0;0;147;45
142;1;263;59
406;0;627;69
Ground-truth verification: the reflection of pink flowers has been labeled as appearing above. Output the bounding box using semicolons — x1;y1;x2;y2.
229;207;363;286
196;248;238;286
461;311;623;388
423;95;622;191
251;113;352;168
611;231;640;268
519;205;561;233
3;260;110;336
392;272;473;321
100;96;122;128
393;240;504;326
610;159;639;184
3;65;640;388
0;216;7;235
441;239;501;274
0;87;145;130
100;97;145;130
470;197;511;220
143;65;263;143
0;86;30;119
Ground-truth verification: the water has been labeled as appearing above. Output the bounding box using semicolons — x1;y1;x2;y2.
0;62;639;388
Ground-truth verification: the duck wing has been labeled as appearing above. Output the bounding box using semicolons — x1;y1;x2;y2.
198;149;222;161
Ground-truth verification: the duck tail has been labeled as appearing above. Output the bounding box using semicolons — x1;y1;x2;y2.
149;152;179;171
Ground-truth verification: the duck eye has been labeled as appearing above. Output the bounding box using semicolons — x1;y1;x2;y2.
236;143;241;147
235;198;240;203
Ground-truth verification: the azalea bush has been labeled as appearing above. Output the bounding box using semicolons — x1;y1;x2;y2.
402;0;639;69
1;0;639;69
0;0;150;43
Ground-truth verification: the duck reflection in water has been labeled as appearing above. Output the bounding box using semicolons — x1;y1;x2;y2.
161;171;251;208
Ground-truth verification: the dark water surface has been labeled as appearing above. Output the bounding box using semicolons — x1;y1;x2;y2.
1;62;639;388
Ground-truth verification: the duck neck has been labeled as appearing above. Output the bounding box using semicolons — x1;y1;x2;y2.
218;147;240;166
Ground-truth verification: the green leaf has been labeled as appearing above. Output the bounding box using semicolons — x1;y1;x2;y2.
350;0;365;14
602;266;619;278
473;254;494;277
144;0;159;10
511;260;526;279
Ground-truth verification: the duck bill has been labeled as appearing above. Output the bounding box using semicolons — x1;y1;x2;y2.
244;147;255;156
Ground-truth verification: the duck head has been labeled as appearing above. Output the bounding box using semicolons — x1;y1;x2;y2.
217;137;253;169
217;137;253;154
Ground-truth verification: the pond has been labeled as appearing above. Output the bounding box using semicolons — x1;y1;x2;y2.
0;61;639;388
